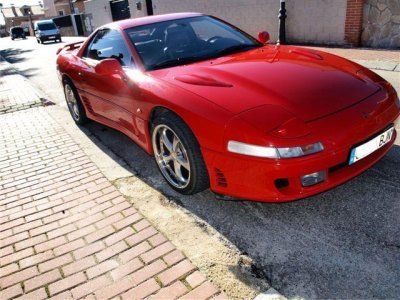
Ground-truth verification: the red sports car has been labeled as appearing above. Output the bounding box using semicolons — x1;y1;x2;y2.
56;13;400;202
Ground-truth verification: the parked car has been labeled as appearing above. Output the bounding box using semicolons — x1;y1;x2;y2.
10;26;26;40
56;13;400;202
34;20;61;43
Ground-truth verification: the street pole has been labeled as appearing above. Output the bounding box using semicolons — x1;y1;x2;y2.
277;0;286;45
28;10;34;36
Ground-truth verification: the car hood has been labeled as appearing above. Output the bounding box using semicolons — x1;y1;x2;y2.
152;45;380;121
40;29;59;35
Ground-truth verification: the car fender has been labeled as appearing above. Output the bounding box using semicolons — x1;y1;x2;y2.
136;75;234;154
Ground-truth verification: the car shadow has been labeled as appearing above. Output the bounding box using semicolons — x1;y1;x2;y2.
81;120;400;299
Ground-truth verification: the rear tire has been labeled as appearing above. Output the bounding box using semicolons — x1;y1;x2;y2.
151;111;209;195
63;79;88;125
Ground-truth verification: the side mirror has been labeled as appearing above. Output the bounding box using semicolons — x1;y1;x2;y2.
258;31;270;44
94;58;123;76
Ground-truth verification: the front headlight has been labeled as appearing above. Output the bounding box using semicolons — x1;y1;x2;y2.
227;141;324;158
277;142;324;158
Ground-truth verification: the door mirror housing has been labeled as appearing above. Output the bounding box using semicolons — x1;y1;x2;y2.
258;31;270;44
94;58;123;76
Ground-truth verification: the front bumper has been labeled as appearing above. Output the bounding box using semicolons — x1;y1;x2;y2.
204;90;400;202
39;34;61;41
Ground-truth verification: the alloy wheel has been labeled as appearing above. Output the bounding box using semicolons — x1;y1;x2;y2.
152;124;191;189
64;84;80;121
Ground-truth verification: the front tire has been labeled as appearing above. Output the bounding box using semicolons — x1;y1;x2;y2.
151;112;209;195
63;80;88;125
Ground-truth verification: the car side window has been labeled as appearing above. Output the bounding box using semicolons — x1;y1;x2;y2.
83;29;134;67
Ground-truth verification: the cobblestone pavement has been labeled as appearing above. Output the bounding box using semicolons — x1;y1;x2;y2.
0;75;225;299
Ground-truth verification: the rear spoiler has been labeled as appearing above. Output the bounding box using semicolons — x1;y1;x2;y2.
56;41;84;55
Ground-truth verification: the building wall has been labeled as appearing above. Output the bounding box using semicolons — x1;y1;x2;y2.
286;0;347;45
74;1;86;14
128;0;148;18
361;0;400;48
84;0;112;29
344;0;364;46
151;0;349;45
4;15;42;32
152;0;280;42
84;0;145;30
59;25;75;36
55;1;72;16
83;0;399;48
43;0;57;18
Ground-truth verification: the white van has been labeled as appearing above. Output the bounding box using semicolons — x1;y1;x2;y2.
34;20;62;44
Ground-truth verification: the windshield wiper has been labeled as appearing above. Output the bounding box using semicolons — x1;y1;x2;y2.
214;44;260;57
150;56;201;70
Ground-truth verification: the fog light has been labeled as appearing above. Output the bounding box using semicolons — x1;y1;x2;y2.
301;171;326;187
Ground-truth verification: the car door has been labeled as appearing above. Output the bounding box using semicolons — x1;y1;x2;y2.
79;28;140;135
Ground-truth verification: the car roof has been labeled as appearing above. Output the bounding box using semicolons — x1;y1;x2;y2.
103;12;203;30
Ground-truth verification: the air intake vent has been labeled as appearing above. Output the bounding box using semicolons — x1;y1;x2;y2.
215;168;227;187
81;96;94;114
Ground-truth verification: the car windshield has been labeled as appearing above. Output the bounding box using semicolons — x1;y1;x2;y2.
125;16;262;70
12;27;23;34
38;23;56;31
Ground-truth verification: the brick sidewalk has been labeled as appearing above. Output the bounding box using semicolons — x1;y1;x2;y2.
0;74;46;115
0;81;224;298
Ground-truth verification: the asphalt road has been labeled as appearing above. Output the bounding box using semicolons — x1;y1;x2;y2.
1;37;400;299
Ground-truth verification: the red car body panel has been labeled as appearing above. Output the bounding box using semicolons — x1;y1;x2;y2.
57;13;400;202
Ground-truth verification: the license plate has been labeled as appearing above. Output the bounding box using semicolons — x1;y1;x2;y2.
349;126;395;165
49;36;55;38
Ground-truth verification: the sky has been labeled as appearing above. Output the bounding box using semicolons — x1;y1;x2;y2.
0;0;42;25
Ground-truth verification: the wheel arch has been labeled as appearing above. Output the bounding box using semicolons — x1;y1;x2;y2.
148;106;195;145
61;73;74;86
148;105;211;193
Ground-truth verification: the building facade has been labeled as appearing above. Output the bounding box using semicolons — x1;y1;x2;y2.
73;0;86;14
83;0;399;49
42;0;73;17
1;4;44;33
